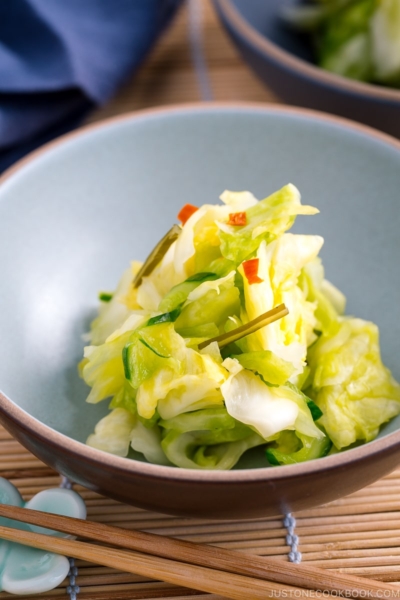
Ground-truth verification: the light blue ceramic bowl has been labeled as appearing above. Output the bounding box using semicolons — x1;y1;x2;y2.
0;104;400;519
213;0;400;138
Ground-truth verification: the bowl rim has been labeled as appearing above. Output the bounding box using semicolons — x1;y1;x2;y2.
214;0;400;104
1;101;400;483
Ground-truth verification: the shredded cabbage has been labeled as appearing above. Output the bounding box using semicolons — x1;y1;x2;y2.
80;184;400;469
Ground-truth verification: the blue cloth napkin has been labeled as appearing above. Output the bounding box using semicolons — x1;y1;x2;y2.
0;0;183;173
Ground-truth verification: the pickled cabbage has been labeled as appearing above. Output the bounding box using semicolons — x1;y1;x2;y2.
81;184;400;469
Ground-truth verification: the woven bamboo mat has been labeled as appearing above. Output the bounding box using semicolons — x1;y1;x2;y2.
2;1;400;598
0;423;400;600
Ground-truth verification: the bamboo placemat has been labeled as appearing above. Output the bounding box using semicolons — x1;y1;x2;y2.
0;423;400;600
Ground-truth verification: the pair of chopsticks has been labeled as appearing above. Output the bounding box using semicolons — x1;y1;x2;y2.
0;504;397;600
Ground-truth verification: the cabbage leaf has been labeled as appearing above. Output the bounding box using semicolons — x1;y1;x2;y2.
307;318;400;448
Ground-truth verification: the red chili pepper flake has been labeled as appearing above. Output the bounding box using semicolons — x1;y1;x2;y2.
177;203;199;225
243;258;263;284
227;211;247;226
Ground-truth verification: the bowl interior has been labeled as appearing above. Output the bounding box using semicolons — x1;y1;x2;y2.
1;106;400;468
229;0;315;62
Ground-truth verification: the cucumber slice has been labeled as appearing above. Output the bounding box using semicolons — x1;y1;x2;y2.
98;291;113;302
174;287;240;335
158;272;218;313
146;308;181;327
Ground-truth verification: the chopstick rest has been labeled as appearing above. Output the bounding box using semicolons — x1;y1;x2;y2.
0;477;86;595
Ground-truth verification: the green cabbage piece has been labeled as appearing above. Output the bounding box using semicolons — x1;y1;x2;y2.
89;268;133;345
300;258;346;336
130;419;170;465
137;365;226;422
87;408;136;457
87;407;170;464
123;322;185;389
159;406;261;469
178;324;220;340
207;257;237;278
239;234;323;374
81;312;150;405
295;365;312;392
161;430;264;469
266;430;332;466
171;203;231;280
82;331;132;404
217;184;318;264
160;407;252;439
108;383;137;414
159;407;237;433
219;190;258;210
307;318;400;449
232;351;296;386
158;272;219;313
221;366;324;441
174;286;240;337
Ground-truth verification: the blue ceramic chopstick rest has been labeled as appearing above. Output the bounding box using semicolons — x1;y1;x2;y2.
0;477;86;595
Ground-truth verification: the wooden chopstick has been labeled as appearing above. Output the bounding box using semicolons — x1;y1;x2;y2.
0;505;398;599
0;523;307;600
